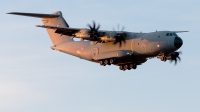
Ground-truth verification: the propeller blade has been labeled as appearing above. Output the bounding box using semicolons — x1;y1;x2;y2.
93;21;95;29
174;58;177;65
113;27;116;32
121;26;125;32
87;21;101;41
87;24;92;29
169;51;182;65
177;56;181;61
119;41;122;47
117;24;120;33
96;24;100;30
112;24;127;47
122;37;126;43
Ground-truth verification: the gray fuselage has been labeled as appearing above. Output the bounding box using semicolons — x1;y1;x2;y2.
52;31;181;65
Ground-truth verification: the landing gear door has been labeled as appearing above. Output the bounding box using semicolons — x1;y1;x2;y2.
92;48;99;56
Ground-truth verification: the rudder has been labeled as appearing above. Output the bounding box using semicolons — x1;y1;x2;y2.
7;11;72;45
42;11;72;45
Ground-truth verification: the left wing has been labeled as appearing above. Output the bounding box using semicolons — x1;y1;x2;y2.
37;25;115;42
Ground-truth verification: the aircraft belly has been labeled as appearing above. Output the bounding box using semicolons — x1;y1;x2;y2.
78;48;93;60
92;50;133;61
52;42;93;60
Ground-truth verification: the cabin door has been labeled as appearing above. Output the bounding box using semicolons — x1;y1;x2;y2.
92;48;99;56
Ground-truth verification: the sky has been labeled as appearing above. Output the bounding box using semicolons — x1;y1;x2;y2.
0;0;200;112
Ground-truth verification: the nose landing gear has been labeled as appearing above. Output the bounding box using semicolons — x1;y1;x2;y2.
157;53;167;62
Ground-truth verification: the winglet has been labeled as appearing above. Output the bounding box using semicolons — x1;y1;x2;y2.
7;12;59;18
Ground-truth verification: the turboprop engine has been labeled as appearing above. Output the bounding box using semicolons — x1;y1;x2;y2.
74;29;90;39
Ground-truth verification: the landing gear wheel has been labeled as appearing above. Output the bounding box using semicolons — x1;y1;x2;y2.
163;57;167;62
104;60;108;65
133;64;137;69
161;56;167;62
109;59;114;64
160;56;164;61
119;65;124;70
124;65;128;70
129;63;134;69
99;60;104;66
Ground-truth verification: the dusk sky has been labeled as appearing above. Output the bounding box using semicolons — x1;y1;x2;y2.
0;0;200;112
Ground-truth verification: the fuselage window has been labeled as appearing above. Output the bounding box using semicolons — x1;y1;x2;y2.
169;33;172;36
166;33;169;36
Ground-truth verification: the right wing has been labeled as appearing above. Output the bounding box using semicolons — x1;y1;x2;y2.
173;31;189;33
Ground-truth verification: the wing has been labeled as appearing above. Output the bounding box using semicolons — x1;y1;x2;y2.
173;31;189;33
36;25;80;36
36;25;112;42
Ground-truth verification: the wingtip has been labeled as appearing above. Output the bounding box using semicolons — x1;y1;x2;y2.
35;25;41;27
174;31;189;33
6;12;22;15
7;12;18;14
35;25;45;27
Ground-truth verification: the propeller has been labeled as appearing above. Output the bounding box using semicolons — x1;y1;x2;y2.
87;21;100;41
170;51;182;65
113;24;126;47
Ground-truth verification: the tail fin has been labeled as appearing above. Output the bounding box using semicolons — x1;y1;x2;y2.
7;11;72;45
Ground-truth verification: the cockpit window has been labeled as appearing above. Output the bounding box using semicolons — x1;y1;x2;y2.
166;32;177;36
173;33;177;36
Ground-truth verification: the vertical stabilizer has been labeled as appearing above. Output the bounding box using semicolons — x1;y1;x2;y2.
42;11;72;45
7;11;72;45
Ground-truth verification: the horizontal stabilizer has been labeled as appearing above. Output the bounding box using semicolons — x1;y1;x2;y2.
36;25;80;36
7;12;59;18
36;25;67;29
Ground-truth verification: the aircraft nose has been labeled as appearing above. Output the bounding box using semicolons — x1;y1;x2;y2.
174;37;183;49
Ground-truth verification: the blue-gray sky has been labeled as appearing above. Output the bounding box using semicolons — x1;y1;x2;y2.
0;0;200;112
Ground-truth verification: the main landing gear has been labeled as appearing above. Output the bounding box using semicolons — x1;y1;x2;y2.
157;53;167;62
119;63;137;71
99;58;117;66
160;55;167;62
99;58;138;71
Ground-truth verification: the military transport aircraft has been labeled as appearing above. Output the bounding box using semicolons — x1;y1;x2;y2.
7;11;188;71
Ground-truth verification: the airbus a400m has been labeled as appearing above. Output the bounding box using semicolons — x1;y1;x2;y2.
7;11;188;71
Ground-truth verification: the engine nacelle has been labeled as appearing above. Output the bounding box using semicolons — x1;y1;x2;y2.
100;36;115;42
75;29;90;39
